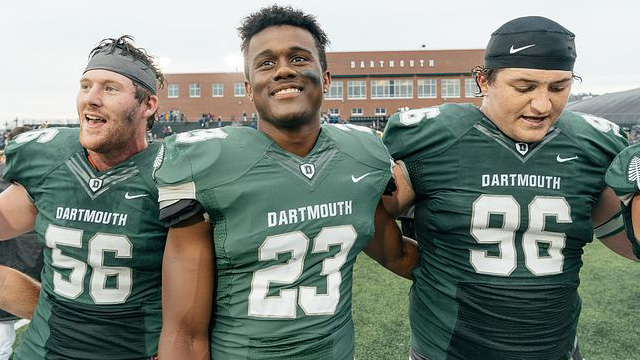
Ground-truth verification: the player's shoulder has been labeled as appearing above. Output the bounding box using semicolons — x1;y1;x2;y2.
6;127;80;156
605;143;640;200
4;128;82;185
322;123;391;170
154;127;269;187
556;110;628;165
382;103;480;160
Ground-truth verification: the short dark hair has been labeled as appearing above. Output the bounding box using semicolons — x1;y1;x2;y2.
238;5;330;80
471;65;582;97
8;126;32;141
88;35;165;130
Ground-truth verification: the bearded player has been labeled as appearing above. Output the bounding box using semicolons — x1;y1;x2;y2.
154;5;418;359
0;36;166;360
383;16;637;360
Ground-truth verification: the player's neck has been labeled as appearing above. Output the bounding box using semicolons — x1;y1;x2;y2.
259;121;321;157
86;140;148;172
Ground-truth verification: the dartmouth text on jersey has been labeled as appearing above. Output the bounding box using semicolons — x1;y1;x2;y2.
268;201;353;228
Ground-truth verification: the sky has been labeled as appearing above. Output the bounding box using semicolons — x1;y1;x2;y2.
1;0;638;127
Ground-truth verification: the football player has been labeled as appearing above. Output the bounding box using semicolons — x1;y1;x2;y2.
0;36;167;360
155;5;418;359
382;16;637;360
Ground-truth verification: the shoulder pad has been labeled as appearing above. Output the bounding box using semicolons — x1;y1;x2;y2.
382;103;480;161
322;124;391;171
154;127;269;189
606;144;640;201
4;128;82;187
557;111;628;169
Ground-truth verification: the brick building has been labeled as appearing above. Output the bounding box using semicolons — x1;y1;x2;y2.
157;49;484;125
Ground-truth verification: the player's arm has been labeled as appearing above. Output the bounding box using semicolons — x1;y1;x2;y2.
158;214;213;360
0;265;40;319
0;183;37;240
592;187;638;260
382;161;416;219
364;201;419;280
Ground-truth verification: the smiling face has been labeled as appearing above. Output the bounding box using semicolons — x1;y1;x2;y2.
77;69;154;157
478;68;573;143
244;25;330;130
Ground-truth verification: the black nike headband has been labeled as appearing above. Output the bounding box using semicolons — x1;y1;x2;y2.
84;48;157;94
485;16;576;71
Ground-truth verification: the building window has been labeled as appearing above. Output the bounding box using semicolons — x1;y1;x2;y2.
351;108;363;116
212;83;223;97
417;79;437;99
326;81;343;100
348;81;366;99
328;108;340;116
375;108;387;116
189;83;201;98
234;83;245;97
429;59;435;67
465;78;480;98
371;79;413;99
350;61;355;68
168;84;179;98
442;79;461;98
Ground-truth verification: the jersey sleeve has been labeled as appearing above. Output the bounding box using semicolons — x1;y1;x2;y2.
382;103;478;162
4;128;79;192
606;144;640;203
152;135;199;210
323;124;392;172
153;127;265;224
605;144;640;258
569;112;628;169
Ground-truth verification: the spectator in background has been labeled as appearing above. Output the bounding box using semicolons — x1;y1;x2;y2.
0;126;43;360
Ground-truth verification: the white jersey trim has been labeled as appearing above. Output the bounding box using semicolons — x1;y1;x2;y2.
158;182;196;209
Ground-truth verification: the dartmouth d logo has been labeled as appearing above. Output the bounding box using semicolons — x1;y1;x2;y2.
89;178;103;193
515;142;529;156
300;163;316;180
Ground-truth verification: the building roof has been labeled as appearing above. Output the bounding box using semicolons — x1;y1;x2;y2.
567;87;640;126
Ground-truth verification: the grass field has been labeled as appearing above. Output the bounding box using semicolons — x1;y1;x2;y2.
11;241;639;359
352;240;640;360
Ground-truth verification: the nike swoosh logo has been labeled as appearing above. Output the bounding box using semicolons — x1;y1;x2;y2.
509;44;536;54
125;192;149;200
556;155;578;163
351;173;371;183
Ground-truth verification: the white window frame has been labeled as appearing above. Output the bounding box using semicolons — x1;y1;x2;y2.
325;81;343;100
417;79;437;99
234;83;245;97
371;79;413;99
374;108;387;116
351;108;363;117
347;80;366;100
441;79;461;98
212;83;224;97
189;83;201;98
168;84;179;98
465;78;480;98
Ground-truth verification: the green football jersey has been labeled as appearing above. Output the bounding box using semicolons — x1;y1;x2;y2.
154;125;392;359
383;104;627;360
4;128;166;360
605;144;640;258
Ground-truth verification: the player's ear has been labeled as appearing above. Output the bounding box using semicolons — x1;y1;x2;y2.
322;71;331;95
477;73;491;96
245;81;253;102
143;95;159;119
